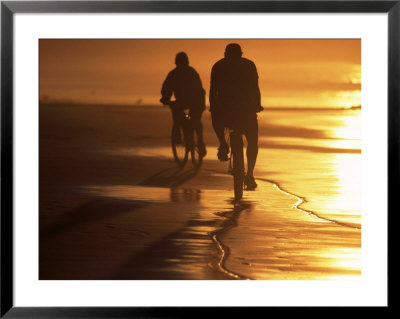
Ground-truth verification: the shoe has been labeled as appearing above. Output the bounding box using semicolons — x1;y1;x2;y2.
198;142;207;157
244;175;257;190
217;143;229;161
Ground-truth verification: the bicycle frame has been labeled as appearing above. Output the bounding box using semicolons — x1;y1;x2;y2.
168;101;203;169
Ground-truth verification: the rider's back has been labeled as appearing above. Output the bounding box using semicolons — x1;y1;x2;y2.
210;57;262;116
162;65;205;111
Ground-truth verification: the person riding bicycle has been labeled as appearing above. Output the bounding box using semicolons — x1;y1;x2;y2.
160;52;207;157
210;43;263;189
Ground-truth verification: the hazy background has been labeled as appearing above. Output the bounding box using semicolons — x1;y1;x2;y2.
39;39;361;108
39;39;362;280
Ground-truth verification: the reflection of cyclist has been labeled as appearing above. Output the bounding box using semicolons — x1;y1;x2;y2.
160;52;207;157
210;43;263;189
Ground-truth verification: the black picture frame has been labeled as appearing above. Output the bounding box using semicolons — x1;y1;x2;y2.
1;0;395;317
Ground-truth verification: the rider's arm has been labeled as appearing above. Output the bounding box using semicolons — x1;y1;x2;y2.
160;72;174;105
251;62;263;112
192;69;206;110
209;64;218;112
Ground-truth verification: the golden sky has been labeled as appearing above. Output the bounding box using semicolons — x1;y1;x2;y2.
39;39;361;108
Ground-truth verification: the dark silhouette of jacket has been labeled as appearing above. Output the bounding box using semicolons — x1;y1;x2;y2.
161;65;205;111
209;57;262;114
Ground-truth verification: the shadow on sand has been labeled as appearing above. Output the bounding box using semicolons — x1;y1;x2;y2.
139;166;200;188
109;200;253;280
40;162;252;280
40;198;148;238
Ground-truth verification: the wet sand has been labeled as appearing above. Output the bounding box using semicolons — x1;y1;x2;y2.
39;103;361;280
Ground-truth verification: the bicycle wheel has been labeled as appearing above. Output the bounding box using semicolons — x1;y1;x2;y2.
230;130;245;203
232;154;245;203
190;127;203;170
171;124;189;168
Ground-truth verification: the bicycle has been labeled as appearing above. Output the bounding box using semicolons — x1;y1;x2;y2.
166;100;203;170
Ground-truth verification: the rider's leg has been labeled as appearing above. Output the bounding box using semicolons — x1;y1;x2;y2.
230;129;245;174
190;110;207;156
211;110;226;146
211;110;229;161
171;105;184;123
171;107;185;143
244;114;259;188
190;110;203;141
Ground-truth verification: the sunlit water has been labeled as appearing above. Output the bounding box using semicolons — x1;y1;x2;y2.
256;109;361;228
85;180;360;280
107;108;361;228
85;108;361;280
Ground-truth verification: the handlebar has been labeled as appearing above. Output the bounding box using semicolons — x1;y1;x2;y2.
160;99;178;108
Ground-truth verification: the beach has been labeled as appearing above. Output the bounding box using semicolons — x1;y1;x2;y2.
39;103;361;280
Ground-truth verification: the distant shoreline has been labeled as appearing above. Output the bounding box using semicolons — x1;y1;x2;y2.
39;101;361;111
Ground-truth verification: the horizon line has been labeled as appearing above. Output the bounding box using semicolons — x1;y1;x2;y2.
39;100;361;111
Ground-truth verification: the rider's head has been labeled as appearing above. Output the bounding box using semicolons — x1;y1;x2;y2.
175;52;189;67
224;43;242;59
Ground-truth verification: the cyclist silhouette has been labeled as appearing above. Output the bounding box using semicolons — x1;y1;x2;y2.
210;43;263;189
160;52;207;157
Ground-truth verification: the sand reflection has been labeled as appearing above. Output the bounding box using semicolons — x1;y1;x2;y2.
85;185;204;205
40;102;362;280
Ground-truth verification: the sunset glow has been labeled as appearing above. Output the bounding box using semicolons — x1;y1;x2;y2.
40;39;361;108
40;39;362;281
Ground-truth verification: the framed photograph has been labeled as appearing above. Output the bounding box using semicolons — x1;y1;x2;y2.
1;0;395;317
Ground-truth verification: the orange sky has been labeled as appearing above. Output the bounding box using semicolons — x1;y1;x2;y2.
39;39;361;108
